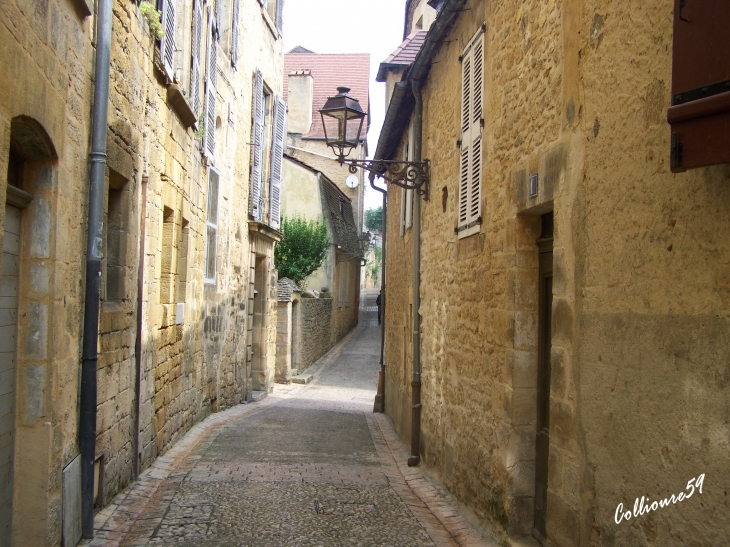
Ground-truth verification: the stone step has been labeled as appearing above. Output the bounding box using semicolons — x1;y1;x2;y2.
250;390;266;402
291;373;313;384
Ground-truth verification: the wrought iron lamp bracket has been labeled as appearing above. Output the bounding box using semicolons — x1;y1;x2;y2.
340;159;430;200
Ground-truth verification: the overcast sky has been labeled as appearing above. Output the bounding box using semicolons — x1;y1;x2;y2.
282;0;405;210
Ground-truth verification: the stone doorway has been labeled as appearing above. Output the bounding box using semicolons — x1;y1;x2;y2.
0;203;21;547
533;212;554;545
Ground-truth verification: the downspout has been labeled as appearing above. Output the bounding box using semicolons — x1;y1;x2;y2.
371;178;387;413
408;79;423;467
133;177;148;479
80;0;113;538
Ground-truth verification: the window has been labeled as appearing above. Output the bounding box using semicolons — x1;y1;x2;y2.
456;26;484;239
160;207;175;303
176;218;189;302
250;70;285;227
205;168;220;283
230;0;240;66
202;5;218;158
104;169;130;302
269;96;285;229
250;70;265;220
189;0;204;117
260;0;283;34
158;0;176;81
668;0;730;171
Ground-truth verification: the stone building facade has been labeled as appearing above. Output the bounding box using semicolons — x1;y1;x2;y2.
0;0;284;544
377;1;730;546
280;155;362;374
283;50;371;232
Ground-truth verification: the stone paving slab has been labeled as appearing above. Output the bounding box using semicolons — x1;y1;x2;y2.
84;291;500;547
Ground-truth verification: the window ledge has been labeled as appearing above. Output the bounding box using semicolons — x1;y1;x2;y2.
167;84;198;129
6;185;33;209
261;8;280;40
70;0;92;17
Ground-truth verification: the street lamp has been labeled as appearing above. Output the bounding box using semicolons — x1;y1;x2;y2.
320;86;430;199
358;231;372;266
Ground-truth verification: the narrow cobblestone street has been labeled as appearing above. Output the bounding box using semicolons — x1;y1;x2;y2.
86;290;498;547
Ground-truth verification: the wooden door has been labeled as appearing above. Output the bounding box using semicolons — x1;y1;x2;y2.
0;204;21;547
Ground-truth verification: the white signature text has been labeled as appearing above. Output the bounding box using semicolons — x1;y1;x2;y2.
614;474;705;524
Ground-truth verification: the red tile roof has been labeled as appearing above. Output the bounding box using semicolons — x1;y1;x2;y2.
284;52;371;139
376;30;427;81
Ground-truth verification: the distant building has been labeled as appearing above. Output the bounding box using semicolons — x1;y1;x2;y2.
283;49;371;232
280;154;361;372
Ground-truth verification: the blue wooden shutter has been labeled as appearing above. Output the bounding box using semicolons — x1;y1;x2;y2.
160;0;176;80
231;0;240;67
250;69;264;220
203;8;217;158
269;96;286;229
189;0;203;117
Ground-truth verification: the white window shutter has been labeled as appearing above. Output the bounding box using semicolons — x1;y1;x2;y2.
250;69;265;220
276;0;284;33
457;28;484;239
190;0;203;117
203;10;217;158
160;0;176;80
269;96;286;229
231;0;240;67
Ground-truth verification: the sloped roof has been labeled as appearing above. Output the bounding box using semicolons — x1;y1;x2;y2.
320;177;360;257
277;278;301;302
288;46;315;54
283;52;371;139
376;31;427;82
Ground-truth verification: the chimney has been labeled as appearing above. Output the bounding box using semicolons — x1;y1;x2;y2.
286;70;313;134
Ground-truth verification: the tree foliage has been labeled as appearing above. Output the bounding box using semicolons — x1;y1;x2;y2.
274;215;330;286
364;206;383;233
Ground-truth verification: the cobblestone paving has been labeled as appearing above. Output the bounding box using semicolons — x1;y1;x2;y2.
87;290;499;547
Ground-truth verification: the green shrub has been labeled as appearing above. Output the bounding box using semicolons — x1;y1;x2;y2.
274;216;330;287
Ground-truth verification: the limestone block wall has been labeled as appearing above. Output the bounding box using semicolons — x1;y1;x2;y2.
96;0;284;509
382;0;730;545
0;0;95;544
300;297;334;372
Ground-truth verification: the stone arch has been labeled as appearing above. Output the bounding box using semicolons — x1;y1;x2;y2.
9;116;58;161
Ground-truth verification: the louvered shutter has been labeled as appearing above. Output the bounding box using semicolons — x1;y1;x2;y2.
276;0;284;33
269;96;286;229
457;27;484;239
190;0;203;117
250;69;265;220
160;0;176;80
231;0;240;67
203;9;217;158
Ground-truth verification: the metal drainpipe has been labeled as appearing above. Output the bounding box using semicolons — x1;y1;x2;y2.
80;0;113;537
371;180;387;413
408;79;423;467
133;177;148;479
